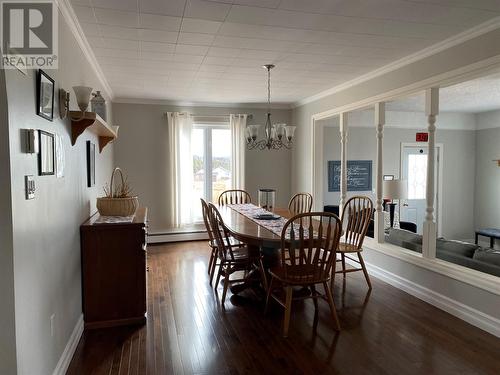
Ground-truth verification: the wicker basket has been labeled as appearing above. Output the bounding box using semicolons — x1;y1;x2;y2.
96;167;138;216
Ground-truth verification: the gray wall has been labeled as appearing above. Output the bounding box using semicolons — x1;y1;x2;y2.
0;50;17;375
4;12;114;375
290;28;500;326
112;103;292;232
323;123;476;240
474;111;500;238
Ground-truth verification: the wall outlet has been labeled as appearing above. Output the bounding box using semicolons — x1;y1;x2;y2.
50;314;55;337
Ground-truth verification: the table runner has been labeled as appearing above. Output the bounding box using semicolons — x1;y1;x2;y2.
228;204;289;237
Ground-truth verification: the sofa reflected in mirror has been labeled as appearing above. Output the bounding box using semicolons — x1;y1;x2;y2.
386;228;500;277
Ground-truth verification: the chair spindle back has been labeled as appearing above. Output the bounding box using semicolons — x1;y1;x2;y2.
280;212;342;282
207;203;236;261
341;196;374;250
288;192;313;215
218;189;251;206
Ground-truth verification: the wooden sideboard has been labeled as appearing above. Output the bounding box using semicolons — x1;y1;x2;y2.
80;207;148;329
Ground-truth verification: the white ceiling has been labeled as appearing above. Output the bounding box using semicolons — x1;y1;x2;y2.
387;72;500;113
70;0;500;104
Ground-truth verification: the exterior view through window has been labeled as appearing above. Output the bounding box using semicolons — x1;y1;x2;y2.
192;124;232;221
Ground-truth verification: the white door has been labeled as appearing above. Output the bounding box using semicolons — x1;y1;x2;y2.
400;145;441;235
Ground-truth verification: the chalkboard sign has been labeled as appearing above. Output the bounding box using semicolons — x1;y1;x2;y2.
328;160;372;192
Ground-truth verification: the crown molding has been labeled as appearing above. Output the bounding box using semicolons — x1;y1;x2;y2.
55;0;113;99
293;16;500;108
112;97;294;109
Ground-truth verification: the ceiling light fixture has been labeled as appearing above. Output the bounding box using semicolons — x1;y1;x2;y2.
246;64;296;150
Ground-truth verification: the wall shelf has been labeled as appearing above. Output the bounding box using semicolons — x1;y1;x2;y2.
70;111;118;152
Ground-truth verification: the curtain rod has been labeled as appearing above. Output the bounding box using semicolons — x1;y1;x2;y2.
165;113;253;119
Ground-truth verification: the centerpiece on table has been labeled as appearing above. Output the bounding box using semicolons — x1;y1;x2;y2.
96;167;138;216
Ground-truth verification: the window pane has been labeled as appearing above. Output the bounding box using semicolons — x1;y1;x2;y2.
212;129;232;202
192;128;205;222
407;154;427;200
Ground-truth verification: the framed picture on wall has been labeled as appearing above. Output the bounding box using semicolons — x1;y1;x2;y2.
36;70;55;121
38;131;55;176
87;141;95;187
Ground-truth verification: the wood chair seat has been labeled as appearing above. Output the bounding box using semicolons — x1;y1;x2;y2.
269;265;330;285
338;242;363;253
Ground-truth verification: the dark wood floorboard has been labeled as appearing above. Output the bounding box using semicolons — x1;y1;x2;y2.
67;241;500;375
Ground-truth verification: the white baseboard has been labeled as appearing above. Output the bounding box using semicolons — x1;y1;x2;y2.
148;232;208;244
52;314;83;375
344;258;500;338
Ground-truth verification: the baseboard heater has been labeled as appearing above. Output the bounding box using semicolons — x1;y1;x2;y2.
148;230;209;244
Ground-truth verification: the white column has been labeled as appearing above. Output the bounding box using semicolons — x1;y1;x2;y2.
422;88;439;259
339;112;348;211
374;103;385;243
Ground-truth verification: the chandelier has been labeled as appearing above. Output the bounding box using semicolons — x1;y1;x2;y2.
246;64;296;150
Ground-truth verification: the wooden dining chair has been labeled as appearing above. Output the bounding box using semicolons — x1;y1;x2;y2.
200;198;242;285
265;212;343;337
208;203;268;304
334;196;374;289
288;192;313;215
218;189;251;206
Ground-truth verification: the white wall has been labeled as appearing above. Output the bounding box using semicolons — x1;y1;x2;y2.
112;103;292;232
0;50;17;375
322;111;477;240
474;110;500;238
4;11;114;375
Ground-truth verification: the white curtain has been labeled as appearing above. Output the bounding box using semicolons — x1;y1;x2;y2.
167;112;193;227
230;114;247;189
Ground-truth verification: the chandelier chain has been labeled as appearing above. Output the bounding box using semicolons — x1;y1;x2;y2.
267;66;271;111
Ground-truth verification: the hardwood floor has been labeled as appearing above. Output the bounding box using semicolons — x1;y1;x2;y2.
67;241;500;375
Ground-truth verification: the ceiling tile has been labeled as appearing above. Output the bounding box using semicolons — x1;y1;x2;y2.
92;0;138;12
175;44;210;55
233;0;280;8
178;32;216;45
94;8;139;27
102;37;140;50
141;41;176;53
181;18;222;33
139;29;178;43
140;0;186;17
139;13;182;31
100;24;139;39
185;0;231;21
93;47;139;58
71;0;500;103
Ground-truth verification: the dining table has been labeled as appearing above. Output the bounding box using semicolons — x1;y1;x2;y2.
217;204;293;295
217;203;341;296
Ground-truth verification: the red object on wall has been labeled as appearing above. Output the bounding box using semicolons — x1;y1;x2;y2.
416;132;429;142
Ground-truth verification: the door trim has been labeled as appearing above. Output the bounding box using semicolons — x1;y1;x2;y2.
400;142;444;237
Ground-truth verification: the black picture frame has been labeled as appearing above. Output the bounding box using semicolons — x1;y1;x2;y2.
87;141;95;187
38;131;55;176
37;69;54;121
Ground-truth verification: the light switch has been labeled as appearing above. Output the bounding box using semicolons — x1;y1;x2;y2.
25;175;35;200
